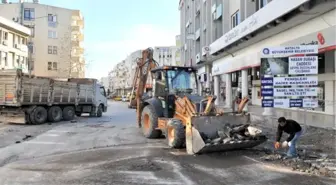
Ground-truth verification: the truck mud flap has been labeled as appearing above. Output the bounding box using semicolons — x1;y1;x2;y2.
186;115;267;155
0;112;26;124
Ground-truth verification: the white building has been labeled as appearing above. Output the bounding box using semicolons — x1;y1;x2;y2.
0;16;31;73
0;0;85;78
153;46;179;66
186;0;336;128
100;76;109;90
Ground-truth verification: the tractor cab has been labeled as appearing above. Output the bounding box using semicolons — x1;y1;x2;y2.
151;66;198;97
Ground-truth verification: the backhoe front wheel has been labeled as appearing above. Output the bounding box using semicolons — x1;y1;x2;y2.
166;119;185;149
141;105;161;138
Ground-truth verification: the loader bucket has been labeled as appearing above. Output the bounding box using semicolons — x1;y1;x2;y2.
185;114;267;155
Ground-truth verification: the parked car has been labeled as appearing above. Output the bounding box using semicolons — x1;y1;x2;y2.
122;95;127;102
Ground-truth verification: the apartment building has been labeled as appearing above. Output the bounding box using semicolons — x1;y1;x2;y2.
0;16;30;73
108;45;184;95
179;0;336;128
0;0;85;78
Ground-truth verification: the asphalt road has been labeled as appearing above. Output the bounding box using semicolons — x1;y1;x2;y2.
0;101;335;185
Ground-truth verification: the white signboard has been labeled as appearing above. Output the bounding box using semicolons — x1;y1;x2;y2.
273;99;319;108
261;45;318;57
289;56;318;74
273;76;318;86
274;99;290;108
274;87;318;97
302;99;319;108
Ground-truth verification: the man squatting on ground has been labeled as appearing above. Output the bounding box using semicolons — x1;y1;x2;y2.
274;117;303;157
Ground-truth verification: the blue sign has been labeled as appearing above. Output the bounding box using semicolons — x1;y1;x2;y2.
262;48;270;55
262;99;274;107
289;99;303;107
261;88;274;96
261;77;273;86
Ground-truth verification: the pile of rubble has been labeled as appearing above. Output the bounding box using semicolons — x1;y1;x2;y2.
260;154;336;178
201;124;267;146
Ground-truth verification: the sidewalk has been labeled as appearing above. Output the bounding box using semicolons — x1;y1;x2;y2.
217;104;335;129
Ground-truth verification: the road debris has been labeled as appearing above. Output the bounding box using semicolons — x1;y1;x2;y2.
202;124;266;145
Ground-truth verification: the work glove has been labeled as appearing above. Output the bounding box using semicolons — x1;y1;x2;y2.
282;141;288;148
274;142;280;149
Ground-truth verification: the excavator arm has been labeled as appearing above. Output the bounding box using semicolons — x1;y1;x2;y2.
128;48;158;126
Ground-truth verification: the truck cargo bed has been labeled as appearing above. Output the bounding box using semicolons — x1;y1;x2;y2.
0;69;95;107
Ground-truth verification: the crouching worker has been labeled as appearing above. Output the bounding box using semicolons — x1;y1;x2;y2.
274;117;303;158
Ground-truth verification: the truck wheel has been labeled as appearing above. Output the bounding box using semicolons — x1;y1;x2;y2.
63;106;75;121
30;106;48;125
141;105;161;138
47;106;62;122
96;105;103;117
166;119;185;149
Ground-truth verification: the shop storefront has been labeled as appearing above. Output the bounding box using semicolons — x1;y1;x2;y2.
211;9;335;116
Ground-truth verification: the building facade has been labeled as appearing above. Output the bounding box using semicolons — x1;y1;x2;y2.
109;46;181;95
179;0;336;127
0;0;85;78
0;16;31;73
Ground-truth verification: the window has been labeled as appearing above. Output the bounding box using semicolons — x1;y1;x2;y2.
25;25;35;37
48;30;57;38
3;52;7;66
48;14;57;22
48;61;57;71
48;14;57;27
48;46;52;54
28;42;34;54
30;26;35;37
99;86;106;96
231;10;240;28
3;32;8;40
52;62;57;70
24;8;35;21
53;46;57;54
167;69;197;94
257;0;268;10
48;62;52;70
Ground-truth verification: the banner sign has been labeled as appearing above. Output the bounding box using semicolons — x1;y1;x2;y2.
273;87;318;97
261;45;318;57
261;88;274;97
261;76;318;86
289;56;318;74
262;99;318;108
261;77;274;86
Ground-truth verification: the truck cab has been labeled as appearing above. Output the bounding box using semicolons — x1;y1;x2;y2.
96;83;108;113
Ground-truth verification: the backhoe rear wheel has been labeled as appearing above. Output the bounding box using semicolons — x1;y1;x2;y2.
166;119;185;149
141;105;161;138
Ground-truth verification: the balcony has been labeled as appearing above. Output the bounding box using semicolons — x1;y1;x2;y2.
72;10;83;20
71;25;82;32
209;0;335;56
71;40;83;48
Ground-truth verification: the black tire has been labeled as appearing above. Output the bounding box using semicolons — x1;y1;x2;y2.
166;119;185;149
47;106;62;122
141;105;161;138
29;106;48;125
75;112;82;117
62;106;75;121
96;105;103;117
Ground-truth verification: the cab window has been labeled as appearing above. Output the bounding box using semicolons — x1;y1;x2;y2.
99;87;106;96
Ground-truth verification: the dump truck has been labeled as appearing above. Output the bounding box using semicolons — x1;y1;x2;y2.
129;48;267;155
0;69;108;124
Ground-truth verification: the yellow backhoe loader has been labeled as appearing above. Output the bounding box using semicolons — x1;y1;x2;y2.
129;48;266;154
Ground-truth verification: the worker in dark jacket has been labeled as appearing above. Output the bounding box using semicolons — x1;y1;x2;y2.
274;117;302;157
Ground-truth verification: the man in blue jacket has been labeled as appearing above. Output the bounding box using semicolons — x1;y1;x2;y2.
274;117;303;158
